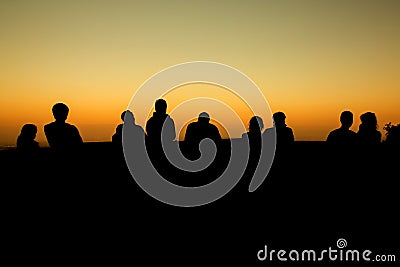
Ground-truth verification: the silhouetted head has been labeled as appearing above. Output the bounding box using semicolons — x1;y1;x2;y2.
360;112;378;130
273;112;286;127
20;124;37;140
120;111;127;121
249;116;264;132
52;103;69;122
123;110;135;124
340;111;353;129
198;112;210;123
155;99;167;114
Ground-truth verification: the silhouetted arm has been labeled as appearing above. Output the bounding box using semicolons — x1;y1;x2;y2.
72;126;83;145
185;124;194;143
376;131;382;144
288;128;295;144
44;124;56;148
145;118;153;139
166;117;176;141
326;131;333;142
213;125;222;142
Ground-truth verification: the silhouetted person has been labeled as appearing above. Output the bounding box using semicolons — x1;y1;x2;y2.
112;111;127;147
241;116;264;181
44;103;83;152
113;110;144;146
145;99;176;146
263;112;294;146
118;110;145;169
15;124;40;196
185;112;222;144
242;116;263;139
357;112;381;145
184;112;221;159
17;124;40;154
242;116;263;153
327;111;357;145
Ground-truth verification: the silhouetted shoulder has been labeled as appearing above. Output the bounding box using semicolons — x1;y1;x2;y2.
112;125;122;145
44;122;83;148
17;123;39;155
146;114;175;141
357;129;381;144
327;128;357;144
44;121;54;130
116;124;123;133
186;121;196;131
357;112;381;145
262;127;274;138
209;123;221;138
282;127;295;144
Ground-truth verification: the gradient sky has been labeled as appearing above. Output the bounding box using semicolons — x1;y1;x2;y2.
1;0;399;145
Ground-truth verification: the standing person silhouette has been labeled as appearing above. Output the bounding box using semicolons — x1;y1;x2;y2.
145;99;176;146
264;112;294;147
357;112;381;145
327;111;357;145
44;103;83;152
17;124;40;154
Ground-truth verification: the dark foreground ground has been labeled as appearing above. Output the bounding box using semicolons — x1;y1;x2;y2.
1;141;399;265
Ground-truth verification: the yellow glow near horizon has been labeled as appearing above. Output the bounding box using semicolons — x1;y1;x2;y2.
1;0;400;146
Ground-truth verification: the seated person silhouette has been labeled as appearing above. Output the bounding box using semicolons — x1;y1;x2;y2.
112;111;127;147
242;116;263;170
185;112;222;157
145;99;176;152
242;116;264;139
185;112;221;160
112;110;144;147
242;116;263;152
327;111;357;145
357;112;381;145
44;103;83;152
17;124;40;154
263;111;294;147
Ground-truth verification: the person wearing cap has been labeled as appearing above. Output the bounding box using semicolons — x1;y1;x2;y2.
184;112;222;148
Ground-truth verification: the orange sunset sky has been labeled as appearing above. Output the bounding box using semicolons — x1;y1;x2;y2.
1;0;399;146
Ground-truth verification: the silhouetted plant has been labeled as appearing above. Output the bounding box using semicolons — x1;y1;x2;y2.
383;122;400;145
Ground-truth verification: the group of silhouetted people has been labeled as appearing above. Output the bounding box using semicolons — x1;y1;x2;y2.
109;99;296;154
327;111;381;145
17;103;83;155
110;100;296;151
16;100;398;157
